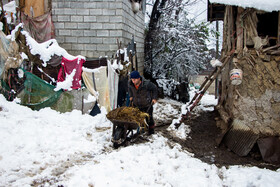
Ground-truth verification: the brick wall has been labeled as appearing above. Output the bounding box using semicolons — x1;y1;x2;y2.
51;0;145;72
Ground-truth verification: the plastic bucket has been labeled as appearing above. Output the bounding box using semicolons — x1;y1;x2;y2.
230;69;243;85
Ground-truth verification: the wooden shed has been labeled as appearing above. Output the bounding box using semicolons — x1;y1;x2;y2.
208;0;280;163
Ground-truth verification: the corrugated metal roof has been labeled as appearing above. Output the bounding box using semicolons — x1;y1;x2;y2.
223;119;259;156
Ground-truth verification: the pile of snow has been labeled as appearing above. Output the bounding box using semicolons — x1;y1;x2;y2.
0;92;280;186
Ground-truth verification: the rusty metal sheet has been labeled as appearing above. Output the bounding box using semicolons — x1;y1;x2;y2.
223;119;259;156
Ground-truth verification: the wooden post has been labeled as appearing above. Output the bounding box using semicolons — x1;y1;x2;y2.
278;12;280;45
236;7;244;53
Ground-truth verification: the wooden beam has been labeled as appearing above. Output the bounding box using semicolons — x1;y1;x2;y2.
236;7;244;53
278;12;280;45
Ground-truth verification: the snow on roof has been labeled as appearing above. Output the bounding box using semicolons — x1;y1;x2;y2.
209;0;280;12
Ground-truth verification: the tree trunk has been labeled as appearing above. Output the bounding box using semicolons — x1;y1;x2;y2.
144;0;168;78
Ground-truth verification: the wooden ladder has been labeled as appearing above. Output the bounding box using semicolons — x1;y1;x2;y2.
175;53;234;127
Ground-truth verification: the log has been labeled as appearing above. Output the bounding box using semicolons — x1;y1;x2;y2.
262;44;280;53
271;50;280;55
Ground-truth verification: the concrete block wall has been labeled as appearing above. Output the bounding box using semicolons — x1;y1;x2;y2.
51;0;145;73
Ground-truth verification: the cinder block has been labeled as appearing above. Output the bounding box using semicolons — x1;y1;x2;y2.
90;23;103;29
84;30;97;37
54;22;65;29
103;23;116;29
96;2;109;9
91;38;103;44
90;9;102;16
54;9;64;15
64;9;77;15
109;44;118;51
77;9;89;15
116;9;124;16
59;29;71;36
52;16;58;22
96;16;109;22
78;37;92;44
60;43;72;50
110;16;123;23
84;2;96;9
65;37;77;43
102;9;115;16
84;16;97;22
84;44;97;50
72;44;84;50
109;2;122;9
103;38;116;44
97;44;109;51
72;30;84;36
52;2;58;8
109;30;122;37
65;23;77;29
55;36;64;43
78;23;91;29
58;15;70;22
81;50;88;57
71;16;83;22
97;30;109;37
70;2;84;9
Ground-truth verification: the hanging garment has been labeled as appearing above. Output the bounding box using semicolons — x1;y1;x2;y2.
20;11;55;43
82;71;98;98
107;60;119;110
57;57;85;90
93;66;111;112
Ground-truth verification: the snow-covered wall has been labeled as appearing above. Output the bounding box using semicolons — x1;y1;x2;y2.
51;0;145;73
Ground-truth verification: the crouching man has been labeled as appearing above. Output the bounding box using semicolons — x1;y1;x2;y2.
128;71;158;135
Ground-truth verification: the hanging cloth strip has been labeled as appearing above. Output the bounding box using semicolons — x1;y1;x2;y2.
57;57;85;90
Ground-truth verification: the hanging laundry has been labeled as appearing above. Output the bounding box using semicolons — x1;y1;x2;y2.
57;56;85;90
20;11;55;43
82;71;98;98
107;59;119;110
91;66;111;112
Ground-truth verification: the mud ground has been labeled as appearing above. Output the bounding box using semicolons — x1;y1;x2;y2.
156;110;280;171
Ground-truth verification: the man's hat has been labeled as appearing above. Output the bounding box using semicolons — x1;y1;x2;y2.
130;71;140;79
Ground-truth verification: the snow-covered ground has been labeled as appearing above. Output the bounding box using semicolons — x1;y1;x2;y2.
1;90;280;187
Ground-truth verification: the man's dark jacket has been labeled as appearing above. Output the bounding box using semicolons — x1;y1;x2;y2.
128;76;158;109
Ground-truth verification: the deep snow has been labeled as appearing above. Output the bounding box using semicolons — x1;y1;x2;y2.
0;91;279;186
